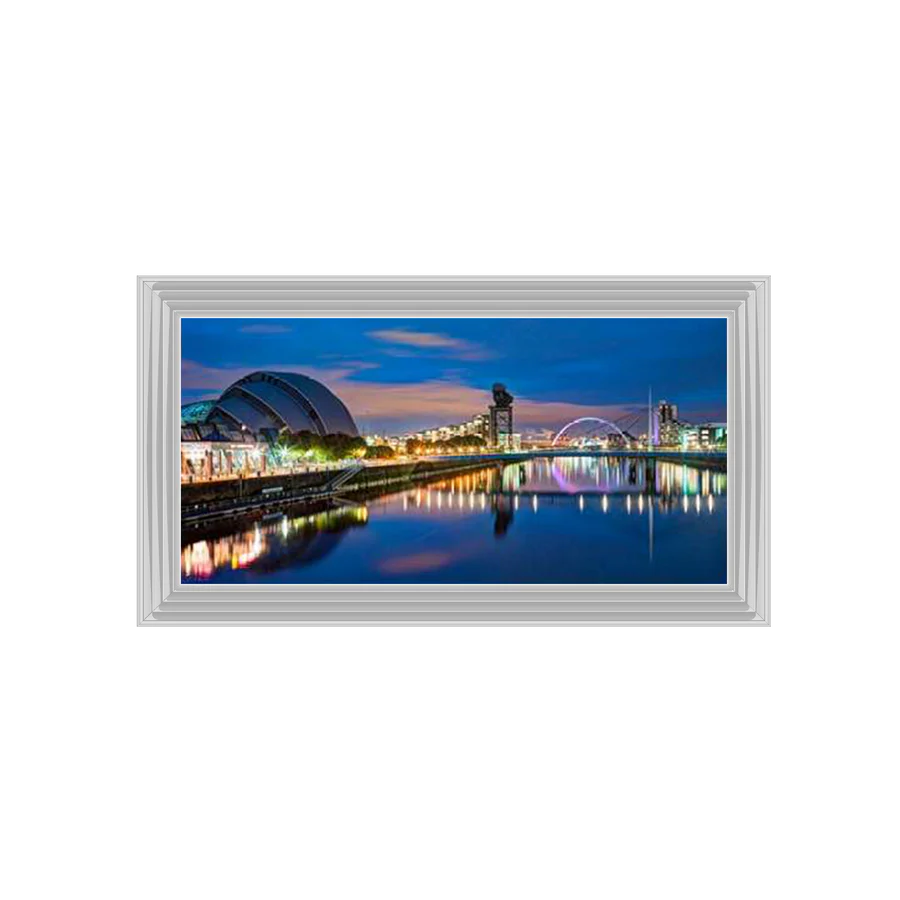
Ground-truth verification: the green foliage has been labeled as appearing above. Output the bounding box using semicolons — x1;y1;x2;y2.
269;438;296;466
365;444;395;460
405;434;487;455
276;432;490;463
275;430;368;463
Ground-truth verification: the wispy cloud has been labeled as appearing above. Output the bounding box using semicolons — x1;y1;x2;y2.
368;329;463;349
181;359;376;392
336;360;380;371
239;324;293;334
367;328;493;361
379;348;427;359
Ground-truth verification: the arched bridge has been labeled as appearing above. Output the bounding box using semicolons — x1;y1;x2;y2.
551;416;630;447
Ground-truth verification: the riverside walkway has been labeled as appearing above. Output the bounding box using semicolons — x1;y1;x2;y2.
181;450;726;526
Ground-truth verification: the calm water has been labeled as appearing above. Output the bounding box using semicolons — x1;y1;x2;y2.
181;455;727;585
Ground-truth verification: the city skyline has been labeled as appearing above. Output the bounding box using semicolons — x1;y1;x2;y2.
181;317;727;434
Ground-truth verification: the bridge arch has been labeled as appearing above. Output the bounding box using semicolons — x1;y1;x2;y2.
551;416;629;447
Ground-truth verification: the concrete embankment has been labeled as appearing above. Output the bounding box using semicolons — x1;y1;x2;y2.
181;455;523;526
182;469;331;508
181;450;724;526
338;454;530;494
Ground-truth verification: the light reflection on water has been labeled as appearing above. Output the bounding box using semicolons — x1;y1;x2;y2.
181;505;368;579
181;456;727;585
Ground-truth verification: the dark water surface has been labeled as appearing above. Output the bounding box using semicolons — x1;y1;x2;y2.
181;456;727;585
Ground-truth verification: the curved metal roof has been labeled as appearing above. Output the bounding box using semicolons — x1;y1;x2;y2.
207;371;358;437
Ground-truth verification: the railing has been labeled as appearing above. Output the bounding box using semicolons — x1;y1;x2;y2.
325;460;365;491
181;460;355;485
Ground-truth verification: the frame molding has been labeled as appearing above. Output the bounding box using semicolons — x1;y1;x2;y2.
138;278;769;625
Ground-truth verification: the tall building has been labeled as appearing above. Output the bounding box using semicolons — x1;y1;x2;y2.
657;400;680;447
489;383;514;449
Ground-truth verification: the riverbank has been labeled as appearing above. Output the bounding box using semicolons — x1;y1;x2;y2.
181;454;526;526
181;450;726;526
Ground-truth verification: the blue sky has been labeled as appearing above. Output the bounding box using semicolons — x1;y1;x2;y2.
181;317;727;433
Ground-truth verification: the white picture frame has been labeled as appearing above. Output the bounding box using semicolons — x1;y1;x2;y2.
138;277;769;625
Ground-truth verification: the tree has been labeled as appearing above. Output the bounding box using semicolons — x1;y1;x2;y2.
446;434;486;451
278;430;367;463
319;433;367;461
349;437;368;459
278;429;324;462
266;429;299;465
365;445;395;460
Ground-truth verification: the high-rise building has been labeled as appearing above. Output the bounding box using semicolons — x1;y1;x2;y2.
657;400;680;447
489;383;514;449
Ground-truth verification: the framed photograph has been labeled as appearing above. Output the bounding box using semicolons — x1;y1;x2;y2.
138;278;769;625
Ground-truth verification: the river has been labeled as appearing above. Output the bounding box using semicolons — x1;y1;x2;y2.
181;455;727;585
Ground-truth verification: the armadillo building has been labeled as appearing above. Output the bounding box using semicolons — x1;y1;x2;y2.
205;370;358;437
180;370;358;481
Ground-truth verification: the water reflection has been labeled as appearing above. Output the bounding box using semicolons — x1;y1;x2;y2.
381;456;729;499
182;504;368;580
182;456;727;584
492;495;515;538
